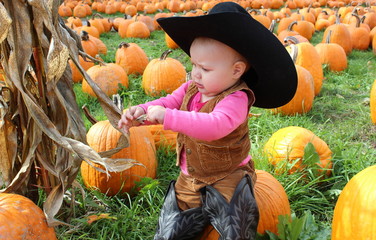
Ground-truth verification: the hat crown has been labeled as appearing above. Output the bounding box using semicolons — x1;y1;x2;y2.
209;2;248;15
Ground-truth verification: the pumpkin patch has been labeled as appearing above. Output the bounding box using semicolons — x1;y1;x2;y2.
0;0;373;239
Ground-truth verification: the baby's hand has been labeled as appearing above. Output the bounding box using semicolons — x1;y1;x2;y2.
147;106;166;124
118;106;145;133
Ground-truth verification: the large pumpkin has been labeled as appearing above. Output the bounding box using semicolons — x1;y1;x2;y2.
142;50;186;96
82;63;128;97
371;79;376;124
80;121;157;196
263;126;332;175
199;169;291;239
0;193;57;240
331;165;376;239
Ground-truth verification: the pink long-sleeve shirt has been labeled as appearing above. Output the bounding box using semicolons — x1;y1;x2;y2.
138;80;251;175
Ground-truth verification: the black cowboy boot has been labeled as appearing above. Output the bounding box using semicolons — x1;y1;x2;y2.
154;181;209;240
201;175;259;240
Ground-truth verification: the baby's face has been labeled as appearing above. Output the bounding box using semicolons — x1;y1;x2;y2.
190;37;247;100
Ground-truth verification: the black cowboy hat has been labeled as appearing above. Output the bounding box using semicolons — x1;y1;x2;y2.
157;1;298;108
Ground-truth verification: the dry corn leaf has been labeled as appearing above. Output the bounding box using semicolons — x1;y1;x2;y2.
0;0;134;226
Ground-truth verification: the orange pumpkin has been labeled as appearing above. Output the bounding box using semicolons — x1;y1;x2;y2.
142;50;186;96
148;124;177;150
273;45;315;116
115;42;149;75
118;18;135;38
199;169;291;238
254;170;291;235
126;17;150;39
285;40;324;96
331;165;376;239
315;30;348;72
322;15;353;55
263;126;332;176
80;31;99;58
347;14;371;50
89;34;108;55
80;121;157;196
165;32;179;49
291;19;315;40
82;63;129;97
69;55;95;83
371;79;376;124
73;4;87;18
0;193;57;240
58;3;73;17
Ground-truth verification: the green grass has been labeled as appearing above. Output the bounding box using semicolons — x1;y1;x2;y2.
57;10;376;240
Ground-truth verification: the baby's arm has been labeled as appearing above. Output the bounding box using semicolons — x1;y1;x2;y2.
138;81;190;113
118;81;190;131
164;91;249;141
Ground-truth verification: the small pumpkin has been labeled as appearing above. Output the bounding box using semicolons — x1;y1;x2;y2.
347;14;371;50
263;126;332;176
331;165;376;240
115;42;149;75
81;121;157;196
82;62;129;97
0;193;57;240
322;15;353;55
73;4;87;18
148;124;177;150
314;30;348;72
291;19;315;40
142;50;186;96
80;30;99;58
126;16;150;39
165;32;179;49
69;55;95;83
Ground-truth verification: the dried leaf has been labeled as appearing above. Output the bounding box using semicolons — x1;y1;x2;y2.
0;2;11;44
0;0;134;227
87;213;117;225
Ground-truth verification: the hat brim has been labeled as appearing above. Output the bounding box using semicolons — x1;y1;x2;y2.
157;11;298;108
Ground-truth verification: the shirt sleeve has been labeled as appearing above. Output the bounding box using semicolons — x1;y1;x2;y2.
164;91;250;141
137;81;190;112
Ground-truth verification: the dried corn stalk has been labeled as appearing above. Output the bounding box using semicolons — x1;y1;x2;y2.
0;0;135;226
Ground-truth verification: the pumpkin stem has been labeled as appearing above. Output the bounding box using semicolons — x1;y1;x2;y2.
351;13;361;28
268;19;276;33
248;9;261;15
360;15;366;24
112;94;123;111
92;12;104;19
288;20;298;31
289;44;298;64
284;35;299;46
118;42;130;49
82;104;98;124
325;30;332;44
81;30;90;41
79;51;106;66
335;14;341;25
160;49;173;60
